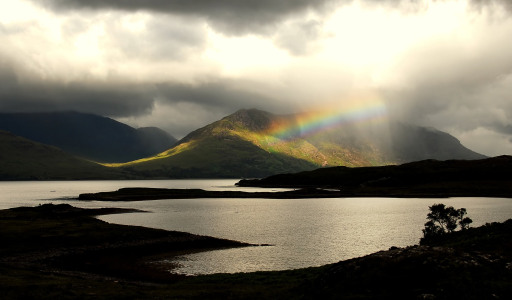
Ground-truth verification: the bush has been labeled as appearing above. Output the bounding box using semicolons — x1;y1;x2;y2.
420;203;472;244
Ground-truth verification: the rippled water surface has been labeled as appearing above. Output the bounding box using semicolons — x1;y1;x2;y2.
1;180;511;274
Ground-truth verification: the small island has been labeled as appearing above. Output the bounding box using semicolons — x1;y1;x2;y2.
78;187;368;201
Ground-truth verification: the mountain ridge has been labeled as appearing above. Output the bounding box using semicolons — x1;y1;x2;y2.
0;108;487;179
110;108;485;178
0;111;177;163
0;130;132;180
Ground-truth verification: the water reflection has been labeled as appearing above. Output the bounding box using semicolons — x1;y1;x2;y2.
102;197;512;275
0;180;510;275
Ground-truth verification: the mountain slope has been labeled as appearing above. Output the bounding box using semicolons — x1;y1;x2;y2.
0;112;177;163
115;133;318;178
0;131;131;180
386;122;485;162
111;109;485;178
181;109;484;167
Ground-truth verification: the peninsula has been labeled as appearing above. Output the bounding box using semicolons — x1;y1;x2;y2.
1;203;510;299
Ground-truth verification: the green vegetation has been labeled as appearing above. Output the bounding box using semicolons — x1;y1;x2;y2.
0;131;133;180
109;108;390;177
115;133;318;178
421;204;473;244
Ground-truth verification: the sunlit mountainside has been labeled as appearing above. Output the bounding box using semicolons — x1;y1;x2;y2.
108;110;318;178
109;109;485;178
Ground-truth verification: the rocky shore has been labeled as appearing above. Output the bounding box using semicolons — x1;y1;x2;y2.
0;204;510;299
0;204;251;284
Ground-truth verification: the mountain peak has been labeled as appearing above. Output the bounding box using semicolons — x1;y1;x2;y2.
225;109;275;132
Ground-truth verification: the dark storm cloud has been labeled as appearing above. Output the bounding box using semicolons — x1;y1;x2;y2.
0;54;281;122
35;0;512;36
154;80;279;111
0;81;155;117
38;0;335;35
0;59;155;117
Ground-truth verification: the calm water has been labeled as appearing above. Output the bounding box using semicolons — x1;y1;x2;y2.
1;180;511;275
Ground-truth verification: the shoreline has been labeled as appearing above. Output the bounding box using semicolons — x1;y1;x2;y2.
0;204;252;283
0;203;510;299
77;186;512;201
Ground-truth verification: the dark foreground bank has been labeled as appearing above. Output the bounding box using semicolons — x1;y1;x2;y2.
0;204;251;283
0;204;511;299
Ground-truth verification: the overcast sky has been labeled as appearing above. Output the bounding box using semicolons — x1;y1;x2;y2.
1;0;512;156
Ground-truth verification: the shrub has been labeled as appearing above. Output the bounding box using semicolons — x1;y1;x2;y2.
421;203;472;244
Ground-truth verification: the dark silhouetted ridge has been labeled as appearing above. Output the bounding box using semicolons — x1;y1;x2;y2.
0;111;177;163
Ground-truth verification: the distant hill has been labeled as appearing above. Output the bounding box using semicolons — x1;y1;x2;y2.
0;112;177;163
110;109;485;178
385;122;485;162
0;131;132;180
237;155;512;197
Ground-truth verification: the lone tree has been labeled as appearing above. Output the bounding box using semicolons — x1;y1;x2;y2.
421;203;473;244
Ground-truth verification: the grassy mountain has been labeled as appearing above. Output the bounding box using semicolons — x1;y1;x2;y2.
111;132;317;178
0;131;132;180
0;111;177;163
110;109;485;178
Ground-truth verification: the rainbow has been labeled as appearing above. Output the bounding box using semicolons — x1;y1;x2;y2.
266;97;387;140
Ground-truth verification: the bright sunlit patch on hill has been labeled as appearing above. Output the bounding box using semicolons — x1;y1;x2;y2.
103;140;197;167
267;94;388;141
